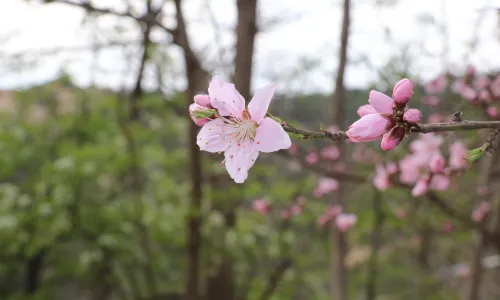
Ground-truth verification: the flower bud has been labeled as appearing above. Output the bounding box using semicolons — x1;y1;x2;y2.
392;78;413;105
429;153;446;173
412;178;429;197
403;109;422;123
380;126;405;151
194;94;211;107
189;103;212;126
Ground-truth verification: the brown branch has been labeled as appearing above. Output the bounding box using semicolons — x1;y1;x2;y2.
259;259;293;300
365;190;384;300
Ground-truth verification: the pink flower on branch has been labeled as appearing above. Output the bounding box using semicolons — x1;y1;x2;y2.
314;178;339;198
335;213;357;232
196;76;291;183
347;78;421;151
252;199;270;214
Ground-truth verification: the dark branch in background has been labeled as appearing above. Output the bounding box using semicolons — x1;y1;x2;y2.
365;191;384;300
330;0;350;299
259;259;293;300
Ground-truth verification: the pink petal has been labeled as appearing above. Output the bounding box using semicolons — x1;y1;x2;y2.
208;76;245;118
254;117;291;153
380;126;405;151
346;113;392;142
357;104;377;117
369;90;394;114
248;84;276;123
197;118;230;153
224;142;259;183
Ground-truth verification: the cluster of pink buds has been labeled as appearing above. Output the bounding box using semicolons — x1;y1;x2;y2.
252;199;270;215
471;201;491;223
317;205;357;232
372;134;468;196
347;78;422;151
280;196;307;220
313;178;339;198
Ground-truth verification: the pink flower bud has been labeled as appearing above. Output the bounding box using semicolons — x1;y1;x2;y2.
194;94;211;107
386;162;398;174
392;78;413;105
189;103;210;126
313;178;339;198
357;104;377;117
252;199;270;214
318;215;331;227
320;146;340;160
403;109;422;123
487;107;499;120
443;220;454;233
335;213;357;232
430;174;450;191
471;201;491;223
380;126;405;151
347;114;393;142
326;205;343;218
305;151;318;165
290;204;303;216
449;141;467;169
373;165;391;191
429;153;446;173
412;178;429;197
369;90;394;114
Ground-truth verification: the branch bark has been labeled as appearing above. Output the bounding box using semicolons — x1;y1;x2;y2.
365;191;383;300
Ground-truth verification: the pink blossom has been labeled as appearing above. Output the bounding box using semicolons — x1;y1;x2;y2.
326;205;343;217
252;199;270;214
460;86;477;102
429;153;446;173
281;210;291;220
430;174;450;191
305;151;319;165
403;109;422;123
386;162;398;174
290;204;303;216
346;113;392;142
487;107;499;120
443;220;454;233
449;141;467;169
320;146;340;160
410;133;443;155
373;164;391;191
412;178;430;197
474;76;491;90
452;79;466;94
399;156;422;184
357;104;377;117
318;215;331;227
392;78;414;105
335;213;357;232
471;201;491;223
424;75;448;94
197;76;291;183
479;90;491;102
314;178;339;198
381;126;405;151
369;90;394;114
422;95;440;106
491;75;500;97
466;65;476;77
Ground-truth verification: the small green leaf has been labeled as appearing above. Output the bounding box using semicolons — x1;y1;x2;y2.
464;148;484;162
288;132;305;140
320;124;326;131
192;109;216;119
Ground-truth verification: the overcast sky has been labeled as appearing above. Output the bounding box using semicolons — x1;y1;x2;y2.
1;0;500;94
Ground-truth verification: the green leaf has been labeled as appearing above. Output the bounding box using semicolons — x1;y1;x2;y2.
288;132;305;140
192;109;217;119
464;147;484;162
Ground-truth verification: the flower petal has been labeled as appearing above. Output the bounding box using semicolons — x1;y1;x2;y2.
369;90;394;114
224;142;259;183
197;118;230;153
208;76;245;118
248;84;276;123
254;117;291;153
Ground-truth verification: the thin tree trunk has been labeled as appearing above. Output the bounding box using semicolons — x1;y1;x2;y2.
24;250;46;295
330;1;351;300
365;191;384;300
172;2;209;300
